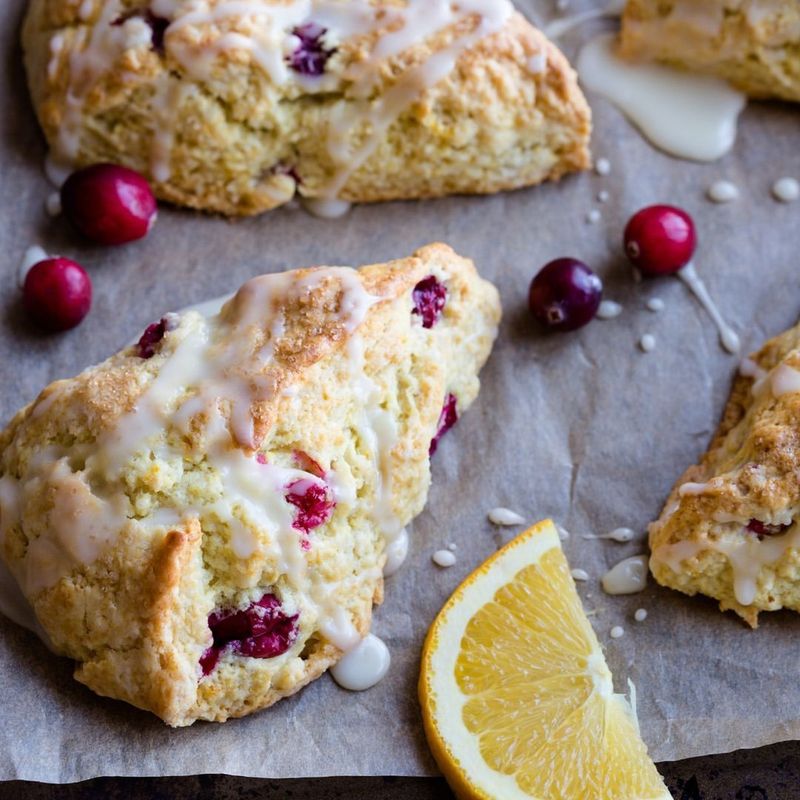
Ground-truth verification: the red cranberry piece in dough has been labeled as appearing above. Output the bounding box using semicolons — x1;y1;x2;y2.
412;276;447;329
136;316;175;358
429;393;458;456
287;22;335;76
61;164;157;245
746;519;790;539
23;257;92;331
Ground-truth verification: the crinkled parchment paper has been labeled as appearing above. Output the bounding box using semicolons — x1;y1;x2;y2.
2;0;800;784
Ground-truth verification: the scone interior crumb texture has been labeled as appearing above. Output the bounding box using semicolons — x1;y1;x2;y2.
649;322;800;628
621;0;800;102
0;243;501;725
23;0;591;216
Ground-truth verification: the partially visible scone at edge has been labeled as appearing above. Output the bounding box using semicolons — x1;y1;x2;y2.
621;0;800;102
0;243;501;725
23;0;592;217
649;320;800;628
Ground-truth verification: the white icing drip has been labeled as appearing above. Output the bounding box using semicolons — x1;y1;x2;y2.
772;177;800;203
634;608;647;622
653;525;800;607
707;180;739;203
583;527;637;543
596;300;622;319
302;198;353;219
18;246;49;289
586;209;601;224
432;549;457;567
770;364;800;398
597;189;610;203
487;507;525;526
44;153;72;188
678;263;740;354
577;33;746;162
595;157;611;176
609;625;625;639
646;297;664;313
330;632;391;690
383;528;409;577
601;555;649;595
678;481;709;496
570;568;589;582
639;333;656;353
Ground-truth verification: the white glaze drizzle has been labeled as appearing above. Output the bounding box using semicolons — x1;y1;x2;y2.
596;299;622;320
601;554;649;595
678;263;740;354
646;297;664;313
570;568;589;582
382;528;409;577
770;364;800;398
634;607;647;622
45;192;63;217
609;625;624;639
330;632;391;691
639;333;656;353
577;33;746;162
707;180;739;203
772;177;800;203
487;507;525;526
583;527;637;543
432;549;457;568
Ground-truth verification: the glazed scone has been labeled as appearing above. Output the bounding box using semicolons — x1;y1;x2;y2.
650;320;800;628
0;243;501;725
23;0;591;217
621;0;800;102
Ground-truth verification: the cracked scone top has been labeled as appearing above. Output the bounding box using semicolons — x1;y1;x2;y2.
23;0;591;216
621;1;800;102
650;319;800;628
0;243;501;725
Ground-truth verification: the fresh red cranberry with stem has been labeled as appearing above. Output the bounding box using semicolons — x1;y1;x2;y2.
623;205;697;276
746;519;790;539
61;164;157;245
430;393;458;456
412;276;447;329
528;258;602;332
201;593;299;676
285;478;335;535
23;257;92;331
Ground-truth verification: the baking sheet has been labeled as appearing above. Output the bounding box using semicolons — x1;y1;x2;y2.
2;0;800;784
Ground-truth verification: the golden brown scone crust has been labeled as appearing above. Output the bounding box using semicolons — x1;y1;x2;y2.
0;243;501;725
621;0;800;102
23;1;591;216
649;321;800;628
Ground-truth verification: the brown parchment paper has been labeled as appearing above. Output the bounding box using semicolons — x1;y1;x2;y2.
2;0;800;784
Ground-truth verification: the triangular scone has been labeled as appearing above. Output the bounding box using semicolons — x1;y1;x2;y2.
0;243;500;725
650;321;800;628
621;1;800;102
23;0;591;216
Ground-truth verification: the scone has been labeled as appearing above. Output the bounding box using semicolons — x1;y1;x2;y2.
650;320;800;627
0;243;501;725
23;0;591;216
621;0;800;102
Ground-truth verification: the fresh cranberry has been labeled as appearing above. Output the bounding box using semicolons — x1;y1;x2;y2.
528;258;602;332
202;593;299;676
285;478;335;536
136;317;173;358
429;393;458;456
746;519;790;538
23;257;92;331
113;9;170;54
61;163;157;245
287;23;335;76
412;276;447;329
623;205;697;276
